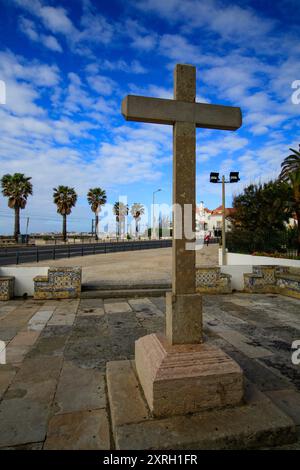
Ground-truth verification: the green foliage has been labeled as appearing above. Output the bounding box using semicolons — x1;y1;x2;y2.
1;173;33;210
279;145;300;254
87;187;107;213
1;173;33;240
130;203;145;220
53;186;77;215
228;180;293;253
113;202;129;221
229;180;292;231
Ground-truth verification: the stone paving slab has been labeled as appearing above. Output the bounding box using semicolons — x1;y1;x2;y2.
44;409;110;450
104;301;133;314
0;292;299;449
47;313;76;326
128;298;164;316
54;361;106;414
107;360;149;429
78;307;105;317
207;328;274;358
0;367;17;399
266;389;300;425
0;355;63;448
28;310;54;331
80;298;104;308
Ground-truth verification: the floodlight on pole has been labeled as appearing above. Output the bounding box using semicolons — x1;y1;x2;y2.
229;172;240;183
210;172;220;183
209;171;240;265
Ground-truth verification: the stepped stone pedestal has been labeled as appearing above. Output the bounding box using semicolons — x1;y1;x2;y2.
135;333;243;417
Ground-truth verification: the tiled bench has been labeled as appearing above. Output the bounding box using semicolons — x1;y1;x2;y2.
34;267;82;300
244;265;278;294
244;265;300;299
276;267;300;299
0;276;15;301
196;266;232;294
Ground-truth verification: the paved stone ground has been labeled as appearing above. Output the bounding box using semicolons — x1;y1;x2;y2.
19;245;218;285
0;292;300;449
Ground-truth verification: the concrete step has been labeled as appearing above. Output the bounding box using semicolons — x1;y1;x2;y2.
82;282;171;291
81;288;170;299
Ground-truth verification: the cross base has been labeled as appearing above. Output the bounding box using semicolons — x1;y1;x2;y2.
106;359;296;450
135;333;244;417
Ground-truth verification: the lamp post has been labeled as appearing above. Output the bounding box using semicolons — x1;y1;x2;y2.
152;189;162;240
210;172;240;265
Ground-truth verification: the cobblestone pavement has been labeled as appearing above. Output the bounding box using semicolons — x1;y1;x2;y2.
0;293;299;449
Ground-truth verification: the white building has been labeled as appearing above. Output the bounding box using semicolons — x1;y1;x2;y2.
196;201;234;238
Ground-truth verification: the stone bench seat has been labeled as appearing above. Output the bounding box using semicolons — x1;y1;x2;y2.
34;275;48;282
196;266;232;294
244;265;300;299
0;276;15;301
34;267;82;300
278;273;300;282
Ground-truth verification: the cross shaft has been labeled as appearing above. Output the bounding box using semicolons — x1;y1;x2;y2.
121;64;242;345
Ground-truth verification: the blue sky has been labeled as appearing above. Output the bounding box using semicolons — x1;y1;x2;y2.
0;0;299;234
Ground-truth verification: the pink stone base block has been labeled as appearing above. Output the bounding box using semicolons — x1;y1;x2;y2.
135;333;244;418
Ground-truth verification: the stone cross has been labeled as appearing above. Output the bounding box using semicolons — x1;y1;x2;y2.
122;64;242;345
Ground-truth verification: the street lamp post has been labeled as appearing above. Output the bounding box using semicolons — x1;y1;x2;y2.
210;172;240;266
152;189;162;240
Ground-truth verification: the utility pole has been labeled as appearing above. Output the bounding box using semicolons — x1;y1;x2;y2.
25;217;30;244
221;176;226;266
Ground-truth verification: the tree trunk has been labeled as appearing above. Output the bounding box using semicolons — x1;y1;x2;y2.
296;210;300;256
62;214;67;242
95;213;99;241
135;218;138;237
14;206;20;242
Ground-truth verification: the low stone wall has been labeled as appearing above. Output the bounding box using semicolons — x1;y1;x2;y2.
221;249;300;268
196;266;232;294
244;265;300;299
0;276;15;301
34;267;82;300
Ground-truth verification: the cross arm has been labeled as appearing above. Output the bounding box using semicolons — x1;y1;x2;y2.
122;95;242;130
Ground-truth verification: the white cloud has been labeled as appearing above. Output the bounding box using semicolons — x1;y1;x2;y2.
100;59;147;74
123;18;158;51
41;34;63;52
13;0;115;55
39;6;75;35
135;0;276;47
86;74;116;96
159;34;202;64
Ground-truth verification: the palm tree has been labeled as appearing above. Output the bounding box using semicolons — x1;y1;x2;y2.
113;202;129;237
130;203;145;238
53;186;77;242
279;145;300;254
87;188;107;240
1;173;33;242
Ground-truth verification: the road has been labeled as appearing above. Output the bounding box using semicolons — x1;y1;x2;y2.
0;239;172;266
